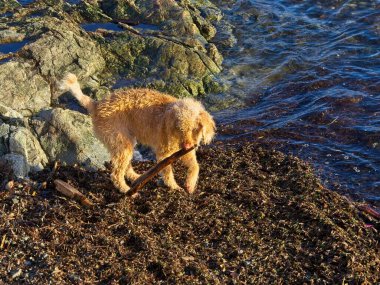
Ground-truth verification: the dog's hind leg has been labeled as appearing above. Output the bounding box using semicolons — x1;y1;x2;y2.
156;152;182;191
180;150;199;194
123;138;140;182
109;134;134;193
125;163;140;182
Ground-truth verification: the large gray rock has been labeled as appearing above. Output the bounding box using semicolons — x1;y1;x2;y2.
32;108;109;170
0;103;48;176
1;153;28;177
0;60;51;116
0;103;23;120
9;127;48;172
0;120;10;156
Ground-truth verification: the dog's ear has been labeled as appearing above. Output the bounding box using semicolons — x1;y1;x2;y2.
164;103;186;138
199;111;216;145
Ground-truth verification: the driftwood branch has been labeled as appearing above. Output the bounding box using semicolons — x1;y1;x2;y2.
357;204;380;220
54;179;93;207
128;145;196;196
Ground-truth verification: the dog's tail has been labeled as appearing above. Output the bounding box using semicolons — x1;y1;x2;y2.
59;73;95;113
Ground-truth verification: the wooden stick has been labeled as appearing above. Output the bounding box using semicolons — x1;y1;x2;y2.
128;145;196;196
54;179;93;207
357;204;380;220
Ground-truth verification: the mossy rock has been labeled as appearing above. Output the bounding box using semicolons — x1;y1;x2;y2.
98;30;221;97
0;0;20;14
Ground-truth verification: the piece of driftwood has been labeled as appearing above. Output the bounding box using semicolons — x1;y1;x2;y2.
54;179;93;207
128;145;196;196
357;204;380;220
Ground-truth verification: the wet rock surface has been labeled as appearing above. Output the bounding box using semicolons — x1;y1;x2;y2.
0;0;226;176
0;143;379;284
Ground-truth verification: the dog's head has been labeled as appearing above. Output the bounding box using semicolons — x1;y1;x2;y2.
166;98;216;149
196;110;216;145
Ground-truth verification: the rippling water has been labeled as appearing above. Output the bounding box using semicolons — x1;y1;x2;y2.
210;0;380;203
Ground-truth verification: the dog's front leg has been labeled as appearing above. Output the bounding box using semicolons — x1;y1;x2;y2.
156;153;182;191
180;150;199;194
111;153;131;193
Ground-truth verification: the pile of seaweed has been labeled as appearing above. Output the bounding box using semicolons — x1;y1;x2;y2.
0;142;379;284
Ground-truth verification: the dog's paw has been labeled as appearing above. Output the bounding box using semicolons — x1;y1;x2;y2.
185;183;196;194
126;173;141;182
172;185;184;192
157;178;184;191
125;175;141;183
118;185;131;194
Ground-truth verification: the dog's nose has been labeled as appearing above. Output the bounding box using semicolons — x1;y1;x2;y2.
182;142;193;150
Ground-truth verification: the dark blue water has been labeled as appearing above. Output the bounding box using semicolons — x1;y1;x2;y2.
211;0;380;204
19;0;35;5
0;12;12;18
81;22;160;34
81;22;124;32
66;0;81;4
19;0;82;4
0;57;11;64
134;23;161;32
0;40;29;54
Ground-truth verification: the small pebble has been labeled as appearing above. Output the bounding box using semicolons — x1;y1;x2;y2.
6;180;14;191
69;274;81;282
10;269;22;279
182;256;195;261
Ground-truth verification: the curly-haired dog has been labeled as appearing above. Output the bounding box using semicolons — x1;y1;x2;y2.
59;74;216;194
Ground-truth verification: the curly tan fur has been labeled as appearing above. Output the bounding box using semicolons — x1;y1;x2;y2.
59;73;216;194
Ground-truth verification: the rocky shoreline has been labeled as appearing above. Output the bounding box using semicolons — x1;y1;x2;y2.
1;1;379;284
